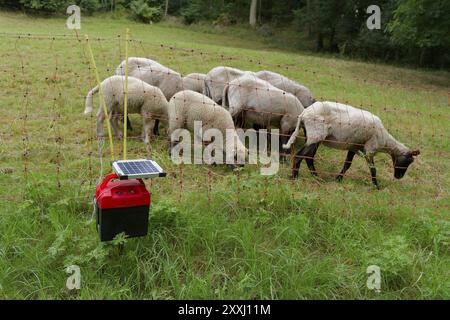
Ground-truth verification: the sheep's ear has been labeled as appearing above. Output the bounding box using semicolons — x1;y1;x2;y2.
411;150;420;156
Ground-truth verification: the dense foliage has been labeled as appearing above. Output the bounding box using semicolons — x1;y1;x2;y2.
0;0;449;68
130;0;162;23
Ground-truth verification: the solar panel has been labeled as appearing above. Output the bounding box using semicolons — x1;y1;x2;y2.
112;159;166;179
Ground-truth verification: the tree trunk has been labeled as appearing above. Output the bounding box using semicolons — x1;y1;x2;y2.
249;0;257;27
165;0;169;16
258;0;262;24
329;27;339;52
307;0;312;37
316;32;324;51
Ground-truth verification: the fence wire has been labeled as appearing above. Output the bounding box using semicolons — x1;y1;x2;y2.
0;32;448;214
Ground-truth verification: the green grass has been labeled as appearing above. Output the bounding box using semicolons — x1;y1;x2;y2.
0;12;449;299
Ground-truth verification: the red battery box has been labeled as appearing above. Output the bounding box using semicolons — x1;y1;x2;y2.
94;173;150;241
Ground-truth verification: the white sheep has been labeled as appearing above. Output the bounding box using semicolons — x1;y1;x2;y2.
283;101;420;188
222;73;305;148
256;70;316;107
116;57;183;135
115;57;183;100
203;66;249;104
182;73;206;93
84;75;168;143
167;90;247;166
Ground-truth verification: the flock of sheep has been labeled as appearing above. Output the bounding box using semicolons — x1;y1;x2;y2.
84;57;420;188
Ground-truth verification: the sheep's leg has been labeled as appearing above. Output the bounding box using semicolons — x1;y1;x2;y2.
141;114;154;144
304;143;319;176
141;110;155;143
279;121;288;163
111;114;122;138
336;151;356;182
166;126;180;156
279;132;290;163
126;116;133;132
96;112;105;138
368;157;380;189
291;143;318;179
153;119;160;136
361;151;380;189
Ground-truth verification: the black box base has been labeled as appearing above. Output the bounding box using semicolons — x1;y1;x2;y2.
95;201;149;242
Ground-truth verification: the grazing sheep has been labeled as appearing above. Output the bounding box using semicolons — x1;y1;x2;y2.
222;73;305;148
182;73;206;93
84;75;168;143
204;66;249;104
168;90;247;165
115;57;183;100
115;57;183;135
283;101;420;188
256;70;316;107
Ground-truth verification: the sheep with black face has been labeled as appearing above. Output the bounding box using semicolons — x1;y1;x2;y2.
283;101;420;188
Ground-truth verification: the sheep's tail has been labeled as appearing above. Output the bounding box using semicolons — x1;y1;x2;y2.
283;113;303;149
222;85;230;109
84;85;99;114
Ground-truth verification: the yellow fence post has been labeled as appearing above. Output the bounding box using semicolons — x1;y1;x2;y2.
123;28;130;160
85;35;115;161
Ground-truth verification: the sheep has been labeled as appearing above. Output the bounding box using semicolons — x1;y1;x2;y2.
222;73;305;151
167;90;247;166
115;57;183;135
115;57;183;100
84;75;168;143
283;101;420;188
182;73;206;93
203;66;249;104
256;70;316;107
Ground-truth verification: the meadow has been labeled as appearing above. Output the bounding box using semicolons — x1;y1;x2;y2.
0;12;449;299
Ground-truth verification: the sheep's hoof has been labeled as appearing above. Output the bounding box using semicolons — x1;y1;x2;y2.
289;174;298;180
335;175;343;182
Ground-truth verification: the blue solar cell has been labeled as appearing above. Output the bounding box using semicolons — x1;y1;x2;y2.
112;159;166;179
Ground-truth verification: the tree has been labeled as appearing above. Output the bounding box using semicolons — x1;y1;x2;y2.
249;0;257;26
164;0;169;16
387;0;450;66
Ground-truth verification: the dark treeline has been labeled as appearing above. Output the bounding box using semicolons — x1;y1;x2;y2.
1;0;449;69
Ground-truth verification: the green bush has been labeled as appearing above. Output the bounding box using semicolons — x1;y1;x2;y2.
180;0;229;25
0;0;22;9
180;0;204;24
130;0;162;23
19;0;69;13
76;0;100;14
